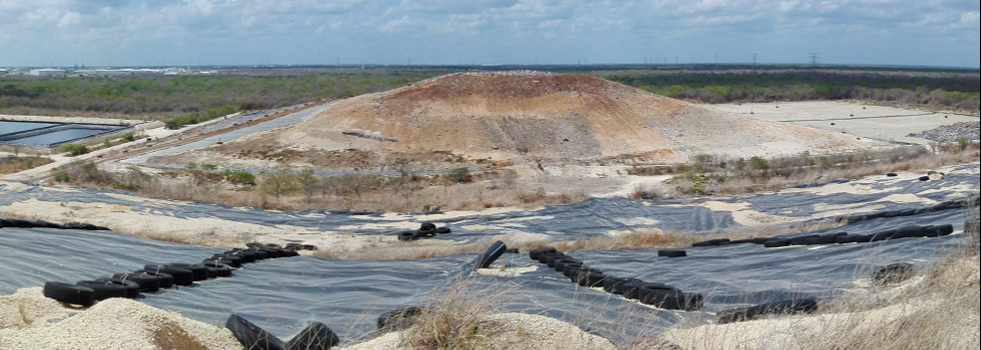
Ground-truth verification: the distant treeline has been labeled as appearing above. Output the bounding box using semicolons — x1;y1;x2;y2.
0;70;436;118
597;70;980;112
2;67;978;118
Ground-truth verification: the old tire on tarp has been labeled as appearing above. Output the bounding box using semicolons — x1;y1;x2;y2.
43;282;96;307
168;263;210;281
764;239;790;248
144;265;194;286
545;253;566;268
529;247;557;261
377;307;423;331
225;314;287;350
420;222;437;231
134;270;175;289
473;241;507;270
396;231;415;241
286;322;340;350
658;250;687;258
434;227;451;234
76;281;129;300
639;290;703;311
108;273;161;293
94;278;141;298
717;299;819;324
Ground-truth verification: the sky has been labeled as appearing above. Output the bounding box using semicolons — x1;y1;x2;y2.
1;0;978;68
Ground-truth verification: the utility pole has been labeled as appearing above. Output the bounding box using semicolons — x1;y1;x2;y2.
752;53;758;66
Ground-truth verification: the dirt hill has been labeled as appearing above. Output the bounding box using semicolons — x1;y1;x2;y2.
160;72;884;171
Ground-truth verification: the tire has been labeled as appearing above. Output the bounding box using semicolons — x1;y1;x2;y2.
896;226;924;238
575;271;607;288
434;227;451;234
871;263;914;286
249;248;270;260
144;265;195;286
717;299;818;324
473;241;507;269
836;235;859;244
420;222;437;231
94;278;141;298
529;247;556;260
750;237;772;245
870;229;899;242
43;282;96;307
108;273;161;293
764;239;790;248
563;265;583;279
210;255;243;267
259;248;283;258
263;243;283;250
545;253;566;268
397;231;416;241
225;314;287;350
692;239;730;247
622;280;648;300
537;251;558;264
641;283;681;293
76;280;129;300
639;290;703;311
286;322;340;350
788;235;819;246
886;173;898;177
301;244;318;251
133;270;174;289
246;242;264;249
285;243;302;251
551;257;577;272
936;224;954;236
658;250;687;258
377;307;423;331
918;176;929;181
168;263;210;281
416;229;436;238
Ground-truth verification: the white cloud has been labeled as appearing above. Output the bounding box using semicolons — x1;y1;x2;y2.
0;0;976;67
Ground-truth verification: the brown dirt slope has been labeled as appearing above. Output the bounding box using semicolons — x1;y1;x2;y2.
183;72;884;169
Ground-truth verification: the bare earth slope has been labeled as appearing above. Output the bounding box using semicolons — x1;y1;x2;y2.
159;72;884;170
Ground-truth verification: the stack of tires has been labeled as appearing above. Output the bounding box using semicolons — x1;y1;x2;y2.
42;243;303;307
397;222;451;241
529;247;703;312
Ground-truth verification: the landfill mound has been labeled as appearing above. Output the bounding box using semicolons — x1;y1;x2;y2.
164;71;884;169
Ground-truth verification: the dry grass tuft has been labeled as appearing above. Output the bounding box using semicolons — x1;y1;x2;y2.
666;244;980;350
400;278;518;350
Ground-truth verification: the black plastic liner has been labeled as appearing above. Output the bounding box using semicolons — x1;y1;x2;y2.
0;207;969;343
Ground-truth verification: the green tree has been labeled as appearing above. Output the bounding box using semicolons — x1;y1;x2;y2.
261;169;299;200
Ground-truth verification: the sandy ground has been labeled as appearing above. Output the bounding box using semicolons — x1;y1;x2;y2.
0;288;242;350
0;287;617;350
711;101;979;145
339;312;616;350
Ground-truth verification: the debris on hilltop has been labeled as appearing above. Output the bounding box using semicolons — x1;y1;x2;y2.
908;121;980;142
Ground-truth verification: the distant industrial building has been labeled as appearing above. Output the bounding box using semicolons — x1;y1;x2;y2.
28;69;66;77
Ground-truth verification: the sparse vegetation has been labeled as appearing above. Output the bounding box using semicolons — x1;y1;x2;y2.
59;144;89;157
632;145;980;198
0;155;53;174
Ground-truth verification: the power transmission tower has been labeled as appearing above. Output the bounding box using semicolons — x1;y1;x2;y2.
752;53;757;66
809;53;818;68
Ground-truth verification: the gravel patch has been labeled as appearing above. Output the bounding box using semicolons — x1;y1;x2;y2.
908;121;980;142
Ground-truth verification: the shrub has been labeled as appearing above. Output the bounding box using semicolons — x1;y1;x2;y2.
447;167;473;184
749;156;769;170
221;170;256;185
200;163;218;171
60;144;89;156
